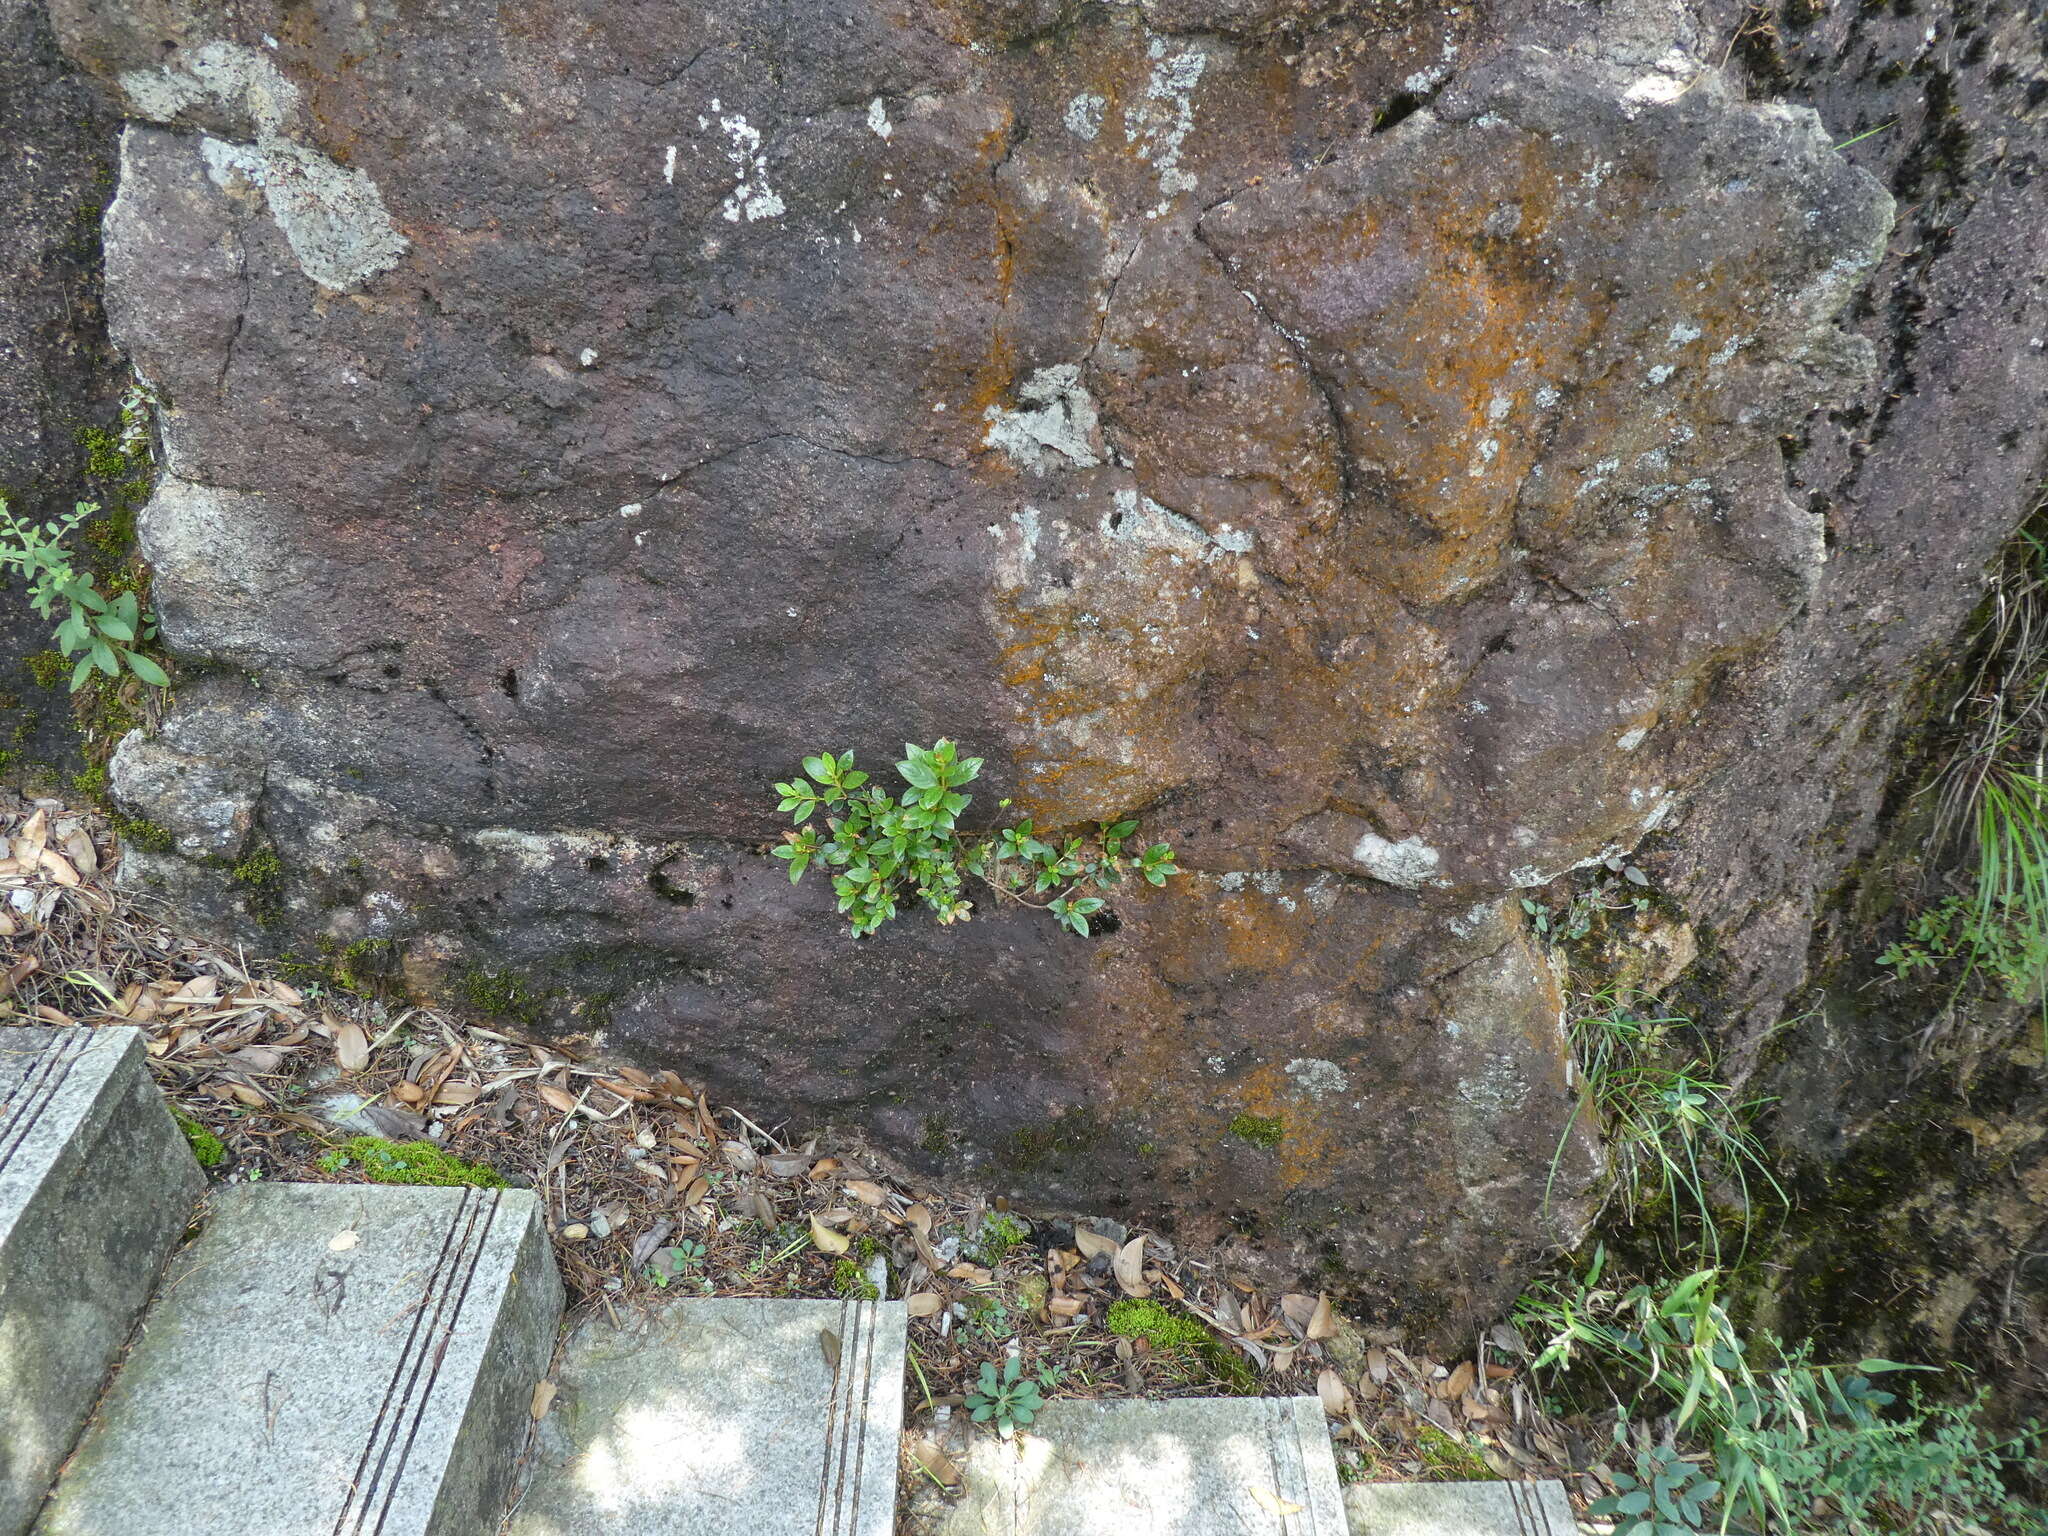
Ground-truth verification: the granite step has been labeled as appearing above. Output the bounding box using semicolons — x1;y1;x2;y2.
0;1025;203;1536
507;1295;907;1536
1344;1478;1580;1534
936;1395;1348;1536
36;1181;563;1536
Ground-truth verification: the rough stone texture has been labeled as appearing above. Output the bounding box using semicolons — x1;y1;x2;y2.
0;1025;200;1536
936;1396;1344;1536
1342;1478;1575;1536
1636;3;2048;1418
510;1297;905;1536
42;0;2038;1328
38;1182;563;1536
0;0;123;782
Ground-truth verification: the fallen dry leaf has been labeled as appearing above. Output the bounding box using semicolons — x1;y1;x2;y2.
335;1022;370;1073
809;1213;850;1255
1444;1360;1476;1401
910;1437;961;1487
530;1381;557;1419
905;1292;944;1318
1074;1226;1119;1261
1308;1293;1337;1341
1112;1235;1151;1298
329;1230;360;1252
1248;1487;1304;1518
538;1084;579;1114
1317;1367;1351;1418
843;1179;886;1207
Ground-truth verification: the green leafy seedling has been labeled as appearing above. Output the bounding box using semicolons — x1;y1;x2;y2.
966;1355;1044;1436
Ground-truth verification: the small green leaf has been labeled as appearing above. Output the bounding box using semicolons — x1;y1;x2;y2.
123;650;170;688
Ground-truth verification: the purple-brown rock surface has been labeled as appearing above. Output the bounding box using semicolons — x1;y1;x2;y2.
38;0;2046;1328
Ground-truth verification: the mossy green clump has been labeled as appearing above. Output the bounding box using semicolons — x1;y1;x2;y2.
24;651;67;690
976;1212;1027;1265
314;1136;505;1188
1106;1298;1259;1394
68;765;107;801
1228;1111;1285;1149
231;848;285;885
109;813;174;854
832;1258;880;1300
457;967;552;1027
170;1106;225;1167
1107;1298;1213;1351
1414;1424;1501;1482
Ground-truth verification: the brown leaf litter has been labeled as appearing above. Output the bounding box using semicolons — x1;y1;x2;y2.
0;790;1593;1513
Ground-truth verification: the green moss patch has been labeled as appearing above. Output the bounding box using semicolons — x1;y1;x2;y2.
1106;1298;1259;1393
314;1136;505;1188
170;1106;225;1167
1228;1111;1285;1148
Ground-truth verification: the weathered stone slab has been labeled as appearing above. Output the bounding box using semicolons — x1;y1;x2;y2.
1344;1478;1579;1535
37;1182;562;1536
0;1025;200;1536
938;1395;1345;1536
509;1296;906;1536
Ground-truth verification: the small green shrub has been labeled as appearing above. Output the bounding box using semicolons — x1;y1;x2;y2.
1227;1112;1284;1148
0;497;168;691
773;740;1177;937
314;1136;505;1188
170;1106;225;1167
1518;1251;2048;1536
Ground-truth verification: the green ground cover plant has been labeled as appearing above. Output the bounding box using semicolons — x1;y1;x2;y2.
774;740;1176;937
1547;991;1785;1265
1518;1250;2048;1535
0;495;167;690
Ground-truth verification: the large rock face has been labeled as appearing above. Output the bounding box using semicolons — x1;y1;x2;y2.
0;0;122;779
43;0;1948;1323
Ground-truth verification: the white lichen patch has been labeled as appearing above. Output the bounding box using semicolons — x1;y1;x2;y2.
125;42;408;293
1101;489;1252;564
1064;92;1106;141
713;110;785;223
1617;725;1649;751
983;364;1101;474
1285;1058;1350;1102
866;98;893;139
1126;41;1207;218
1350;832;1441;889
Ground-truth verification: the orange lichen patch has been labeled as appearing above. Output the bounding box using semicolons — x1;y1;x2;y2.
1230;1060;1341;1193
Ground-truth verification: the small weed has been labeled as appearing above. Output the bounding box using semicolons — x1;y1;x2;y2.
832;1257;880;1300
1227;1112;1284;1149
0;496;168;691
170;1106;225;1167
1546;989;1784;1265
965;1355;1044;1435
1518;1249;2048;1536
647;1239;707;1288
975;1212;1027;1265
773;741;1176;937
314;1136;504;1188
